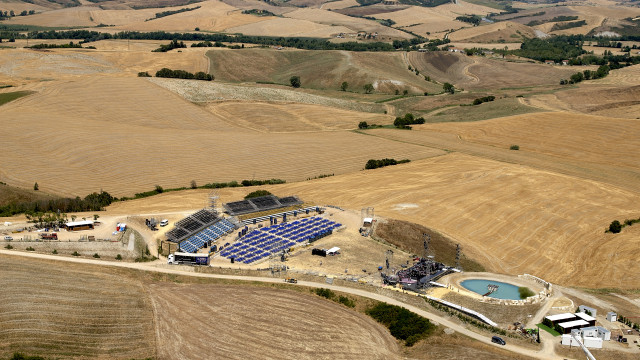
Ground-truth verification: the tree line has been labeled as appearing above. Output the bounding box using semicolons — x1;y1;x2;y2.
394;113;425;129
365;158;410;170
155;67;213;81
0;191;115;217
146;6;200;21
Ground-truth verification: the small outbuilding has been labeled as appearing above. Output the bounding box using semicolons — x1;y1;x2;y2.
363;218;374;227
606;312;617;322
578;305;597;317
64;220;94;231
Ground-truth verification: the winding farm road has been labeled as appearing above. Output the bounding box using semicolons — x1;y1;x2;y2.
0;249;569;360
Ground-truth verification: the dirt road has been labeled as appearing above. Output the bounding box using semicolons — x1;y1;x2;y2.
0;249;569;360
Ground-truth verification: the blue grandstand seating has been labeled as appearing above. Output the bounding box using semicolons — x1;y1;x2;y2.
179;219;237;253
219;216;341;264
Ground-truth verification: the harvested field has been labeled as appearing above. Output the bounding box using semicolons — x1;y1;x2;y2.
0;183;58;207
425;97;543;122
225;17;352;37
283;8;412;38
0;255;155;359
332;4;407;15
406;332;536;360
407;52;576;89
448;21;537;43
206;101;392;132
0;75;443;196
207;48;441;93
150;283;401;360
321;0;360;10
102;150;640;289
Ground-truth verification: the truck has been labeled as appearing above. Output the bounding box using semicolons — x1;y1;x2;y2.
40;233;58;240
284;278;298;284
167;252;210;266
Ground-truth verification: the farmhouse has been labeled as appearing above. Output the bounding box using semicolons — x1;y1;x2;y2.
64;220;95;231
545;60;555;65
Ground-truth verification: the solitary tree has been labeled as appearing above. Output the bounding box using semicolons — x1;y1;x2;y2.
341;81;348;91
358;121;369;129
190;179;197;189
363;83;374;94
609;220;622;233
403;89;409;96
443;82;455;94
290;76;301;88
33;182;39;191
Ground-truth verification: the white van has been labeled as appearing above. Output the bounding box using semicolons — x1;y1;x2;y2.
4;236;13;241
160;219;169;227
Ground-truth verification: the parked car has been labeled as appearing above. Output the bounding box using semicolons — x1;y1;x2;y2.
4;236;13;241
491;336;506;346
160;219;169;227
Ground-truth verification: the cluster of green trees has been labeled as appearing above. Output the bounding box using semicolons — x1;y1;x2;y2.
366;302;435;346
618;315;640;330
526;15;577;27
241;179;286;186
146;6;200;21
394;113;425;129
560;65;609;85
27;41;83;49
472;95;495;105
455;15;481;26
518;287;535;299
550;20;587;32
443;82;455;94
152;39;187;52
0;190;115;217
241;9;275;16
392;37;425;50
244;190;272;199
365;158;410;170
155;68;213;81
289;76;300;88
0;10;35;19
607;216;640;233
191;40;225;48
514;36;586;63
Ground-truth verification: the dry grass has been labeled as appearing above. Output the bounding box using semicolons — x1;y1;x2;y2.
408;52;577;89
207;48;441;94
206;101;392;132
448;21;537;43
0;183;58;207
0;75;443;196
102;149;640;289
0;255;156;359
150;283;401;359
225;16;353;37
406;332;536;360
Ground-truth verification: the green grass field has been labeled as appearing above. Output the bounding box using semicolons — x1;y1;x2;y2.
0;91;32;107
537;323;561;337
425;97;542;123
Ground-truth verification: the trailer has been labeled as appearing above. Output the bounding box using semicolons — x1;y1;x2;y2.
167;252;210;266
40;233;58;240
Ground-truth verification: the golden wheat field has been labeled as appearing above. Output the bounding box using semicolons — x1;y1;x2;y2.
102;150;640;289
448;21;538;43
0;74;443;196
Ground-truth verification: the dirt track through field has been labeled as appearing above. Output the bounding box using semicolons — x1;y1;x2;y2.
0;251;561;360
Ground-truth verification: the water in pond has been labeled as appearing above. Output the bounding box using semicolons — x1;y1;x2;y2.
460;279;523;300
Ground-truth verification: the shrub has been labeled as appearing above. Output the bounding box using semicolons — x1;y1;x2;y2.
290;75;301;88
394;113;425;129
33;182;38;191
358;121;369;129
137;71;151;77
5;244;13;249
443;82;454;94
93;253;100;258
72;251;80;256
337;295;355;308
314;288;335;299
244;190;272;199
363;83;374;94
609;220;622;233
26;246;35;251
366;302;434;346
510;145;520;150
116;254;122;260
518;287;535;299
52;249;58;254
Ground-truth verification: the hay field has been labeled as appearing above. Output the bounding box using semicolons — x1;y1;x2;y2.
101;150;640;289
151;283;400;359
421;112;640;171
206;101;392;132
225;17;352;37
283;8;412;39
0;255;156;359
0;75;443;196
407;52;575;89
207;48;441;93
322;0;360;10
448;21;537;43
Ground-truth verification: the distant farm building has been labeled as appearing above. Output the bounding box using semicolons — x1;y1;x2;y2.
64;220;94;231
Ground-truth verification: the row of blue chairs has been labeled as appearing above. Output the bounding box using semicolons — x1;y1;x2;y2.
180;219;236;253
218;216;341;263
